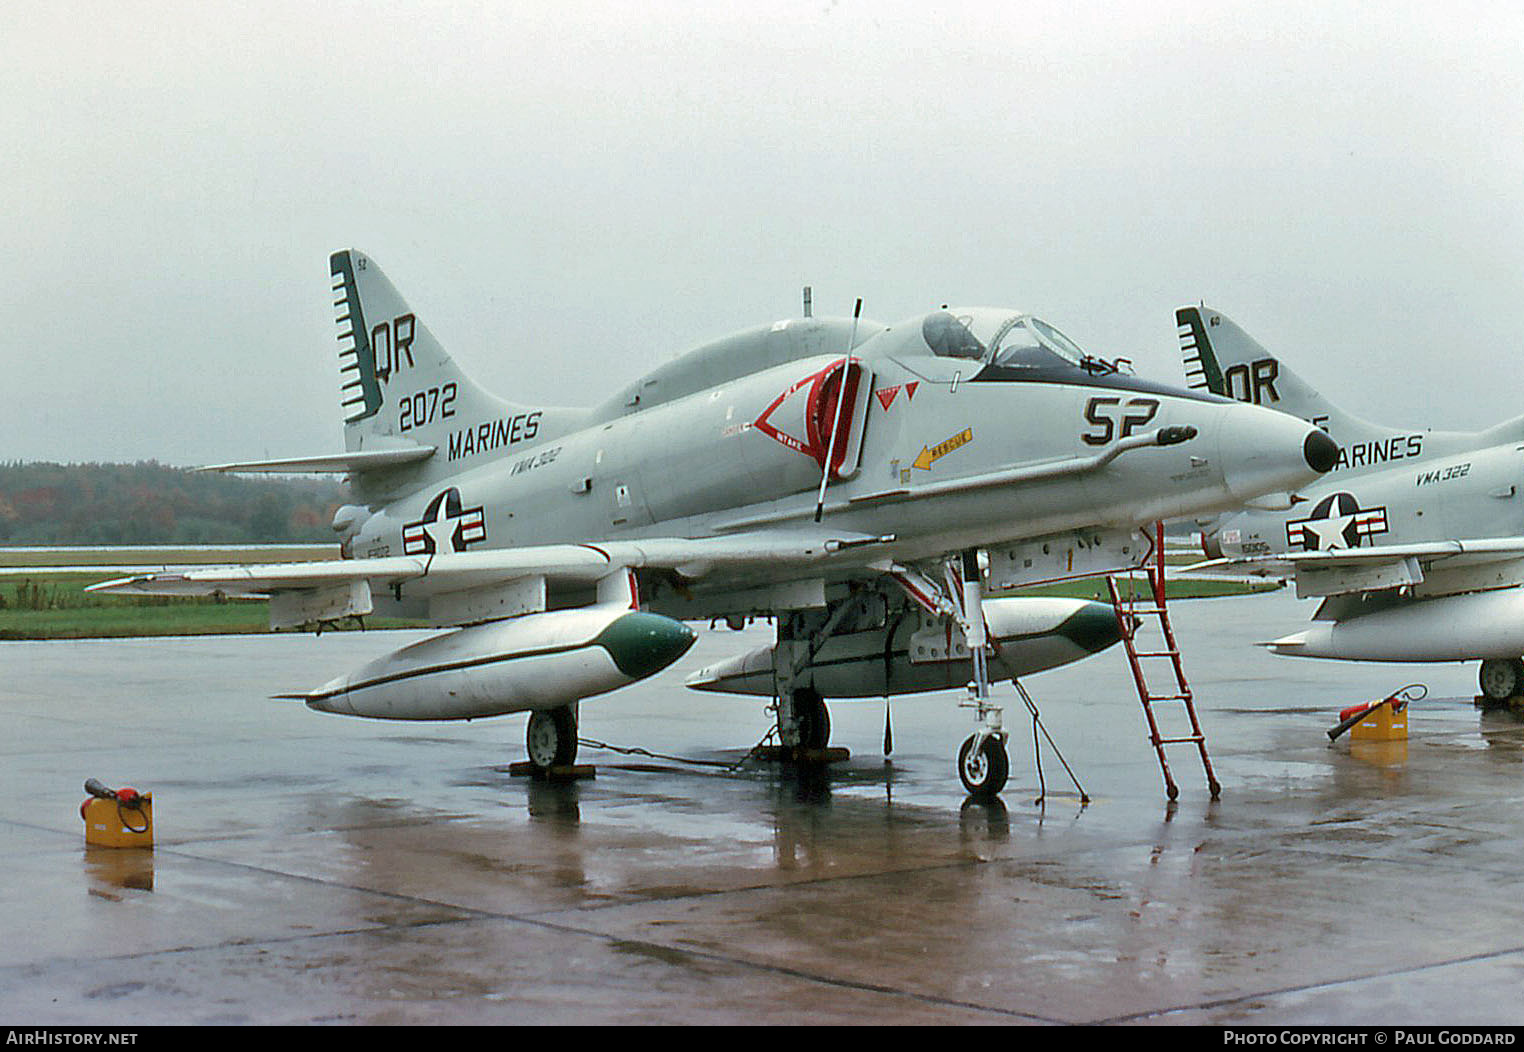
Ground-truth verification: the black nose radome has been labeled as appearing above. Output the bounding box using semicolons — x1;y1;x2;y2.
1303;430;1339;474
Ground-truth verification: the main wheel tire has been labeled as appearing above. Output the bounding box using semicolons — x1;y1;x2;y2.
957;734;1010;799
1478;658;1524;702
527;706;578;769
793;687;831;751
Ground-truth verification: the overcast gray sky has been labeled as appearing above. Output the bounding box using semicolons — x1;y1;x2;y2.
5;1;1523;467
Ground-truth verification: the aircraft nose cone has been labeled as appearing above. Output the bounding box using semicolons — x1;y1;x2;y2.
1217;402;1336;503
1303;429;1339;474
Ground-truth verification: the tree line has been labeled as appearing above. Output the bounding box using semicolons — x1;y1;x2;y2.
0;461;349;545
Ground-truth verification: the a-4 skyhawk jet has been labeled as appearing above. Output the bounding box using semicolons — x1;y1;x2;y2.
1177;305;1524;703
90;252;1337;799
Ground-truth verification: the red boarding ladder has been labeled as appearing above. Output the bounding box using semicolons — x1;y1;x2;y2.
1106;523;1221;801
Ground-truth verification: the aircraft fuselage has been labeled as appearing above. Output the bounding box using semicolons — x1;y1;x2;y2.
349;308;1332;619
1210;439;1524;560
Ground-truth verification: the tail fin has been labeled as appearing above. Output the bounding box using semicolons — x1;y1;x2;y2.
1176;305;1406;454
331;250;587;489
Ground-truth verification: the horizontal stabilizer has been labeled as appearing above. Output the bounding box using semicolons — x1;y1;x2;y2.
199;448;435;474
1476;412;1524;446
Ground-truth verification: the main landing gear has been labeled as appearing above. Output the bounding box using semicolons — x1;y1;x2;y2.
784;680;1011;800
771;600;860;762
1478;658;1524;705
766;551;1020;800
790;686;832;752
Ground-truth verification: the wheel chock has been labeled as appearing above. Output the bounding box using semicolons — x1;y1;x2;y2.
753;745;850;764
1474;693;1524;713
508;761;597;782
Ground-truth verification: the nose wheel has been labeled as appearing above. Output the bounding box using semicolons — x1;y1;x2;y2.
958;732;1010;799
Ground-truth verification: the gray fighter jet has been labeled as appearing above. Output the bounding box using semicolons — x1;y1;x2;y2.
1178;305;1524;703
89;253;1335;799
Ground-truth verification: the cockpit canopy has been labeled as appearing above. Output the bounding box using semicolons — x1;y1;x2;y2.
918;309;1091;370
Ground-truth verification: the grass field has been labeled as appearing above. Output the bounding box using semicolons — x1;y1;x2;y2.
0;570;427;640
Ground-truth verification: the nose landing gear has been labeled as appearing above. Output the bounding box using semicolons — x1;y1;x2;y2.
956;548;1010;801
958;728;1010;799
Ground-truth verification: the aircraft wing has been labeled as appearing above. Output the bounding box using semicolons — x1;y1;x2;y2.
1184;537;1524;598
86;529;894;627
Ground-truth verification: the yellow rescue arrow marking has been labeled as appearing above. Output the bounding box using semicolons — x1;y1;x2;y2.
912;427;973;471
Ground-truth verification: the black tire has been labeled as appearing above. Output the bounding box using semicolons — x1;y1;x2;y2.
526;706;578;769
793;687;831;751
957;734;1009;799
1478;659;1524;702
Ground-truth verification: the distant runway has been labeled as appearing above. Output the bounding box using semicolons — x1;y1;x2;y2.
2;590;1522;1025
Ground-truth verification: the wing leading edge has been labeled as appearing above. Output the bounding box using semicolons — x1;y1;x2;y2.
1185;537;1524;599
87;530;894;618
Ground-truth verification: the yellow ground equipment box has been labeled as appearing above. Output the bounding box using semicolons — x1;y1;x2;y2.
1328;684;1424;743
80;779;153;849
1350;700;1409;742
